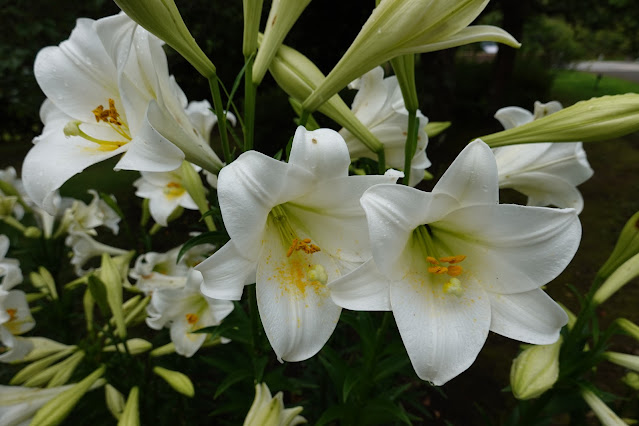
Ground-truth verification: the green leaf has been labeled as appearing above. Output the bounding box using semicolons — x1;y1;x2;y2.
214;369;253;399
342;370;360;403
315;405;349;426
176;231;229;263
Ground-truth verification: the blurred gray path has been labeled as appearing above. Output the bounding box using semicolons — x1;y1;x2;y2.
572;60;639;84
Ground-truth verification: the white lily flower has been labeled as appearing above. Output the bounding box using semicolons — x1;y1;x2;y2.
196;127;400;362
131;245;232;357
340;66;430;186
493;101;593;213
330;140;580;385
59;190;120;236
1;290;35;362
1;237;24;325
0;383;74;426
133;164;200;227
24;13;223;214
65;232;128;276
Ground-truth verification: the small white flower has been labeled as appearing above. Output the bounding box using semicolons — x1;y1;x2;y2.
340;67;431;186
65;232;127;276
131;245;233;357
493;101;593;213
133;165;200;227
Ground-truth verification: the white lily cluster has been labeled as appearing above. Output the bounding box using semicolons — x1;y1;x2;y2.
131;244;234;357
197;128;579;384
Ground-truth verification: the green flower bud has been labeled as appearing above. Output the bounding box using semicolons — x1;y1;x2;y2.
47;351;86;388
23;226;42;239
105;384;126;420
11;347;77;385
252;0;312;84
617;318;639;342
390;54;418;112
23;351;84;388
268;41;383;155
604;351;639;372
150;342;177;357
481;94;639;148
593;252;639;306
118;386;140;426
243;383;306;426
153;366;195;397
425;121;452;138
103;339;153;356
100;254;126;337
581;388;627;426
243;0;264;56
30;365;105;426
112;0;216;78
16;337;73;364
599;211;639;279
622;372;639;391
510;337;562;400
303;0;518;111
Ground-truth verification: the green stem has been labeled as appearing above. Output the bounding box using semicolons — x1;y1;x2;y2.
376;148;386;174
403;109;419;186
208;77;232;163
298;109;310;128
244;55;257;152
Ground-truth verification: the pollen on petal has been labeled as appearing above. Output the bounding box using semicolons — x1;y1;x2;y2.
447;265;463;277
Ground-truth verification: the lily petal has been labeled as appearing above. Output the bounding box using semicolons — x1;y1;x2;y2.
328;259;391;311
500;172;585;213
434;204;581;294
197;241;257;300
288;127;350;179
494;106;533;130
256;223;342;362
488;289;568;344
433;139;499;206
390;271;491;385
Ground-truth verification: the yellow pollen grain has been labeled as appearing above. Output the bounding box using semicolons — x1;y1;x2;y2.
186;313;199;324
447;265;463;277
426;256;439;265
428;266;448;274
286;238;320;257
439;255;466;264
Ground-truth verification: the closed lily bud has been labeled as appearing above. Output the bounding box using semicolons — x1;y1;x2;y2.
510;337;562;400
303;0;518;111
103;338;153;356
118;386;140;426
617;318;639;342
390;54;418;112
16;337;73;364
112;1;216;78
593;252;639;306
243;383;306;426
30;365;105;426
243;0;264;56
100;254;127;337
425;121;452;138
622;372;639;390
604;351;639;372
10;347;77;385
268;41;383;155
153;366;195;397
105;384;126;420
581;388;627;426
47;351;86;387
23;351;84;388
252;0;312;84
599;211;639;279
480;93;639;147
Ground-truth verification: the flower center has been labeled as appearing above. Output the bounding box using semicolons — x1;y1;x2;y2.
63;98;131;151
186;313;199;325
6;308;17;322
414;225;467;297
164;181;186;199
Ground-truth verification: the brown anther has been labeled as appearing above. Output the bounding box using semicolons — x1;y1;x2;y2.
302;238;312;243
92;98;122;125
426;256;439;265
286;238;298;257
310;244;320;252
6;308;17;321
186;313;199;324
439;255;466;264
428;266;448;274
447;265;463;277
166;182;182;188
